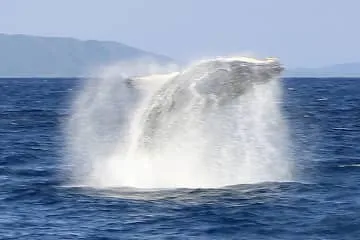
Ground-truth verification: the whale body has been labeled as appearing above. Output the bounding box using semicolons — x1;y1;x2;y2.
128;57;284;149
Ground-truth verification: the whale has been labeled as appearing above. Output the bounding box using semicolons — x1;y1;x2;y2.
128;57;284;149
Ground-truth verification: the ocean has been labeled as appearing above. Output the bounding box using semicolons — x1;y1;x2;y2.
0;77;359;239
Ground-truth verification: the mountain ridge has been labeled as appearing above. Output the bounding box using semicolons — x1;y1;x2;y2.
0;33;172;77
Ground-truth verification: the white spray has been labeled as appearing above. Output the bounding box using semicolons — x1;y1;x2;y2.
65;57;293;189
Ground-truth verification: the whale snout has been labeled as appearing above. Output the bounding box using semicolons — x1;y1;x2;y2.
268;62;284;73
267;60;284;74
278;65;285;73
262;61;284;79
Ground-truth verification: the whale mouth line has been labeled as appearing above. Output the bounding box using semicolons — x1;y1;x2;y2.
202;56;279;64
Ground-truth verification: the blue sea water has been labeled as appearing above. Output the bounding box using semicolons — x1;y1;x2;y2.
0;78;359;239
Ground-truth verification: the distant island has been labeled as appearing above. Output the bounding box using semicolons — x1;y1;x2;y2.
1;33;359;78
0;33;172;77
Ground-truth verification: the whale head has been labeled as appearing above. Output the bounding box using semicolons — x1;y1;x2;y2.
186;57;284;101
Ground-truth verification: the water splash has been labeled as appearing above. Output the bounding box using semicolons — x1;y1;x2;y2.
65;57;293;189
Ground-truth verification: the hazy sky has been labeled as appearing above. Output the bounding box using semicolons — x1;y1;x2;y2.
1;0;359;67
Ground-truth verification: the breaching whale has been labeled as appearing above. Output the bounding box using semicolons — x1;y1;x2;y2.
66;56;292;188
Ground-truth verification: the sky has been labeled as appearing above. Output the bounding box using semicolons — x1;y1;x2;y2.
0;0;359;68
